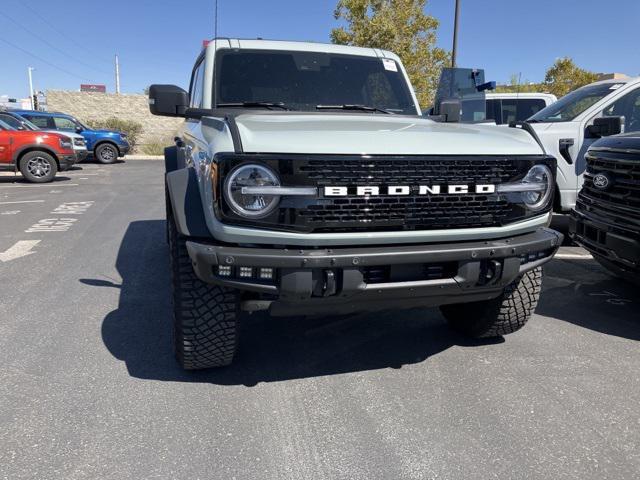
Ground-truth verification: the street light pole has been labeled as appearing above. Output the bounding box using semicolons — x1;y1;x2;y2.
28;67;35;109
451;0;460;68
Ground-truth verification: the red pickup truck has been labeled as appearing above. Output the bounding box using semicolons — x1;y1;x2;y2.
0;118;77;183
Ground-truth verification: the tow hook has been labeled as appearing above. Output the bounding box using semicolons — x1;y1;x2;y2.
480;260;503;286
322;270;337;297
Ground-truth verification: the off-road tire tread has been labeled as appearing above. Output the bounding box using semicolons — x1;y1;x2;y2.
168;208;239;369
441;267;542;338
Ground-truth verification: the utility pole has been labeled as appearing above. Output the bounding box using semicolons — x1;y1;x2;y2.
451;0;460;68
114;54;121;94
28;67;35;109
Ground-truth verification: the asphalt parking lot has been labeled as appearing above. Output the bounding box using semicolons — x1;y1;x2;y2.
0;160;638;480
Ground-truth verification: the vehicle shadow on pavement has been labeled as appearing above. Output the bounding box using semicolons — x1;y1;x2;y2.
97;220;501;386
537;259;639;341
0;176;72;184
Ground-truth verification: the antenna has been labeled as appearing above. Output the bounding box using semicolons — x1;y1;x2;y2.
214;0;219;39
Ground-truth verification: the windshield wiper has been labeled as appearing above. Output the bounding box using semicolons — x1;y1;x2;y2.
216;101;291;111
316;104;393;114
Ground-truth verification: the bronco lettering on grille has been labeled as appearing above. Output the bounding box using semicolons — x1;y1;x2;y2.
324;185;496;196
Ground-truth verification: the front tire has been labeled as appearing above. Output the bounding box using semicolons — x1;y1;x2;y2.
95;143;119;164
19;151;58;183
441;267;543;338
168;209;240;369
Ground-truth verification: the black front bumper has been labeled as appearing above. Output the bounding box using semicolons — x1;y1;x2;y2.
58;154;78;171
75;150;89;163
186;228;562;316
570;209;640;271
118;144;130;157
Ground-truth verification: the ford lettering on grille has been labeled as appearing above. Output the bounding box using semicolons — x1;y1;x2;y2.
324;185;496;196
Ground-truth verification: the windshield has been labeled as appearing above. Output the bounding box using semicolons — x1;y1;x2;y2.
529;82;624;122
214;49;418;115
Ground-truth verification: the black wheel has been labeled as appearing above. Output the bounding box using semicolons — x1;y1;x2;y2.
95;143;119;164
441;267;543;338
168;208;240;369
19;151;58;183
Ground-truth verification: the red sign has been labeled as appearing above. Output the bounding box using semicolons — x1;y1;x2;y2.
80;84;106;93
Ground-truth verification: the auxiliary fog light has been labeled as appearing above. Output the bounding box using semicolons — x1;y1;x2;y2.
217;265;232;276
239;267;254;278
259;268;274;280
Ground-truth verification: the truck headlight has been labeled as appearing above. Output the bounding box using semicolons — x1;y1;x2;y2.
224;164;281;218
58;136;73;150
521;165;552;211
496;164;553;211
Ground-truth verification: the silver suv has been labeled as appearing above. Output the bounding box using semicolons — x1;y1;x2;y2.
149;39;562;369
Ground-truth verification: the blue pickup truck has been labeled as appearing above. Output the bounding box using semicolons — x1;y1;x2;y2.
13;110;130;164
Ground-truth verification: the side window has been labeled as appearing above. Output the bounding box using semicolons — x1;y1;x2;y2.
189;60;205;108
501;100;518;124
0;114;22;129
603;88;640;133
516;99;546;121
485;99;499;122
23;115;51;129
53;116;77;130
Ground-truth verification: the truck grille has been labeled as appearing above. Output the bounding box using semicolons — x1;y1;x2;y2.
295;158;531;232
218;154;553;233
577;150;640;229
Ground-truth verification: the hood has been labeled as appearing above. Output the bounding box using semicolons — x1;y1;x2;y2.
88;129;121;135
232;113;543;155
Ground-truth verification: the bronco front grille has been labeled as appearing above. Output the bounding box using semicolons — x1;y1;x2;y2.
217;154;554;233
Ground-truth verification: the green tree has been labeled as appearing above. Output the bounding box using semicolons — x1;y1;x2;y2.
543;57;598;97
330;0;450;107
494;74;546;94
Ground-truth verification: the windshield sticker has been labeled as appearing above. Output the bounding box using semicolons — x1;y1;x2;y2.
610;84;624;90
382;59;398;72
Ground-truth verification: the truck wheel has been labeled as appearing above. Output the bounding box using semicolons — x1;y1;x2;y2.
441;267;543;338
95;143;118;164
168;210;240;369
19;151;58;183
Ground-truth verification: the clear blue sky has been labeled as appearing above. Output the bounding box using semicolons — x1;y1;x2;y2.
0;0;638;98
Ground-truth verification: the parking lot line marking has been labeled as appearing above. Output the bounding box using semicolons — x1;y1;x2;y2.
0;200;45;205
0;240;40;262
0;184;79;189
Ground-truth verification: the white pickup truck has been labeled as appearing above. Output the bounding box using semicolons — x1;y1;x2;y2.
485;93;557;125
526;77;640;211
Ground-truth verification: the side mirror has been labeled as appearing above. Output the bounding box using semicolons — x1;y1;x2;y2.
148;84;189;117
75;126;83;133
586;116;623;138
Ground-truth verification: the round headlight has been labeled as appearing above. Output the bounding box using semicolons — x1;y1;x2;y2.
224;164;281;218
521;164;553;211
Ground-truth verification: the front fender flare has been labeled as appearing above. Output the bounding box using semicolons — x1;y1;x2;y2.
166;167;212;239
